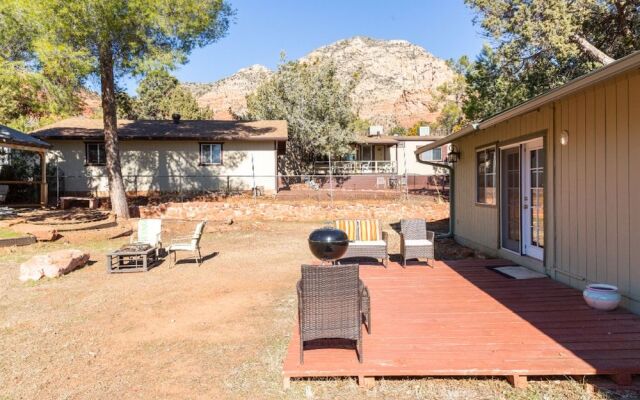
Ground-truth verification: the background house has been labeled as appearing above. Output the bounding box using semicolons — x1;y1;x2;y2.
314;127;449;177
417;51;640;313
34;117;287;197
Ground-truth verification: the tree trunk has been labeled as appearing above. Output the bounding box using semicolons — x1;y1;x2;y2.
571;34;615;65
99;43;130;219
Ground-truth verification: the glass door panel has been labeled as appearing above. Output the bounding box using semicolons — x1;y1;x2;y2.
501;147;520;253
523;141;544;260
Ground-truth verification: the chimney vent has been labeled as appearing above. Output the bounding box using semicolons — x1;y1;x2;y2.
172;113;181;124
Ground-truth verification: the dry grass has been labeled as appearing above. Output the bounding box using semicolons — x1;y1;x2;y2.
0;220;637;399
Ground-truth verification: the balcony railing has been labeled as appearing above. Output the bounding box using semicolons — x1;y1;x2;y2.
313;160;397;175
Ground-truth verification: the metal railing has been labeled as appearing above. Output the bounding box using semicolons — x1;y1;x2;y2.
313;160;397;175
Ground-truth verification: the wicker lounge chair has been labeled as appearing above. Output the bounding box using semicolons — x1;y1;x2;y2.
297;264;369;364
335;219;389;267
400;219;435;267
131;218;162;256
167;221;206;266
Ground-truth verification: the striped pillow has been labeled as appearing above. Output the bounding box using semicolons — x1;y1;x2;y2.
335;220;357;241
358;219;380;241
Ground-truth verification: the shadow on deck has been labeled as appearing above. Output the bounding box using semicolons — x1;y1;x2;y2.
283;259;640;389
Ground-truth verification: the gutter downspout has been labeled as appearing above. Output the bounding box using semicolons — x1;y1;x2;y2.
415;157;455;239
415;124;479;239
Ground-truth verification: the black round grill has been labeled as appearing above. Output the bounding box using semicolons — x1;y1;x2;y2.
308;227;349;262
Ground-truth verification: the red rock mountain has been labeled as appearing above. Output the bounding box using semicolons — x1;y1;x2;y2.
183;36;455;128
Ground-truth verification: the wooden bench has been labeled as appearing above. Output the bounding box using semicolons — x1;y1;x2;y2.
60;196;99;210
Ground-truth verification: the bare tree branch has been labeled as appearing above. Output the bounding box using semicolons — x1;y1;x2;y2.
571;34;615;64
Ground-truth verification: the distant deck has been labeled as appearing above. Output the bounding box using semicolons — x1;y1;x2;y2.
283;259;640;388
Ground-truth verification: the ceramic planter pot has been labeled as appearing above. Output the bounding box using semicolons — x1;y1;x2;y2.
583;284;621;311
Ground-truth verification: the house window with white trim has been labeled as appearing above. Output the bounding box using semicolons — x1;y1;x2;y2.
476;147;496;205
200;143;222;165
420;147;443;161
85;142;106;166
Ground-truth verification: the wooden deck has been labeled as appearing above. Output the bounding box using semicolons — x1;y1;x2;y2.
283;259;640;388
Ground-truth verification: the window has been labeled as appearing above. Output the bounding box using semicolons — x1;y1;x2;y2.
420;147;443;161
85;142;106;166
200;143;222;165
476;147;496;205
0;147;10;166
360;145;372;161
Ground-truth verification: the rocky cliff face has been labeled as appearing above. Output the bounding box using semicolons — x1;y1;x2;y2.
184;36;454;128
182;65;272;120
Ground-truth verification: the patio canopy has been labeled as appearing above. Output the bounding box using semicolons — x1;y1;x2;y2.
0;124;51;150
0;125;50;207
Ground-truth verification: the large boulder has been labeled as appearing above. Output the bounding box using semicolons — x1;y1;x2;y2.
19;249;90;281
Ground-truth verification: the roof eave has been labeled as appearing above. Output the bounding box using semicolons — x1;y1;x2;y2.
415;50;640;155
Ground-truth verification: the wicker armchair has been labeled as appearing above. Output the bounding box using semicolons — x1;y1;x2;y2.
297;264;368;364
400;219;435;268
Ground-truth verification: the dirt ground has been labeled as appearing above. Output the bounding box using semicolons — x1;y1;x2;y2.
0;220;637;399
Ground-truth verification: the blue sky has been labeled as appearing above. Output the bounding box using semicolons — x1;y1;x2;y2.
122;0;486;93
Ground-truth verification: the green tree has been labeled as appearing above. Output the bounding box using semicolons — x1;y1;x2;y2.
136;70;178;119
429;57;470;133
463;45;531;121
159;86;213;120
389;126;407;136
11;0;234;217
349;118;371;136
406;121;429;136
246;59;357;173
116;89;138;120
136;70;212;120
464;0;640;120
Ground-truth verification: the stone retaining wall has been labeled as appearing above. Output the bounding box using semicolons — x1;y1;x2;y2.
138;200;449;223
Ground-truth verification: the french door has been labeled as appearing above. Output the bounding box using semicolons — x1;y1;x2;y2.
523;140;544;259
500;138;544;260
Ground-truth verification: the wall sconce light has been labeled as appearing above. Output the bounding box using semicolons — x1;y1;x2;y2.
560;130;569;146
446;144;461;163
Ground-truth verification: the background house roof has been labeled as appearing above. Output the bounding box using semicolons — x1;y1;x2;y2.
33;117;288;142
0;124;51;149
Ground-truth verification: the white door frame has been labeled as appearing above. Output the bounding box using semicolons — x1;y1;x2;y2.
499;144;521;255
499;137;544;261
522;138;544;260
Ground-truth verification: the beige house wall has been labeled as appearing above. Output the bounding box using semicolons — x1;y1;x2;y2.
48;140;279;195
451;69;640;312
394;140;443;176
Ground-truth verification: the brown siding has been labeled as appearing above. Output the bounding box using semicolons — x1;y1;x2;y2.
629;72;640;302
452;105;554;255
452;69;640;311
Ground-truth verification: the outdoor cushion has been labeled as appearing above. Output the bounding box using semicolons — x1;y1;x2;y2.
351;240;386;247
358;219;380;241
335;220;357;241
404;239;433;247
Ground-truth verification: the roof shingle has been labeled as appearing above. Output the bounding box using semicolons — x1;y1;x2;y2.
33;117;288;142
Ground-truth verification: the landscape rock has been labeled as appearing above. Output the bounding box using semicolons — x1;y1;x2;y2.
19;249;90;281
31;228;59;242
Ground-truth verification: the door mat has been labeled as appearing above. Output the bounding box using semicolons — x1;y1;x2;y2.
492;266;547;279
